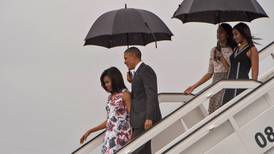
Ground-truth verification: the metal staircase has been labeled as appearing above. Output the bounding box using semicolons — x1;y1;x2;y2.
72;42;274;154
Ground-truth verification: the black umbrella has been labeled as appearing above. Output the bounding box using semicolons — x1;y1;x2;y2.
173;0;268;24
85;5;173;48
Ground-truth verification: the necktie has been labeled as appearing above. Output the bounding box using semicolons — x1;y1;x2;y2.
131;71;135;78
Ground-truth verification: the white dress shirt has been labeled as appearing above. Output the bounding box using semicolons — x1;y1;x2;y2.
131;61;143;78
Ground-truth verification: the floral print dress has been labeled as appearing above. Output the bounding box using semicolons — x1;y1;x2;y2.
102;92;132;154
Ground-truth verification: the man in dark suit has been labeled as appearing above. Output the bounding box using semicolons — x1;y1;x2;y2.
124;47;162;154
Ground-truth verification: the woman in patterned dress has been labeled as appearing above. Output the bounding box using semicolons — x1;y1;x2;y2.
184;23;235;114
80;67;132;154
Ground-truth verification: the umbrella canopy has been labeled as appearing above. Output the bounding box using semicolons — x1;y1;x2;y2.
85;6;173;48
173;0;268;24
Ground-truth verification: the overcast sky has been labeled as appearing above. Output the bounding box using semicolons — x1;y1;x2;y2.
0;0;273;154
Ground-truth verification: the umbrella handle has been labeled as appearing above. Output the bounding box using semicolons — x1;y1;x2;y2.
145;22;158;48
127;33;129;49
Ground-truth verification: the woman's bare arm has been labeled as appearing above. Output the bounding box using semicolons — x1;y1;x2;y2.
250;47;259;80
184;73;213;94
123;91;131;113
185;48;214;94
80;120;107;144
193;73;213;89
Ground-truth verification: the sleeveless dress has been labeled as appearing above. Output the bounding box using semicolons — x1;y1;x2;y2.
102;91;132;154
222;44;252;104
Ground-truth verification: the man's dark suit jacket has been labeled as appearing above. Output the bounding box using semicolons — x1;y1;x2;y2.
130;63;162;129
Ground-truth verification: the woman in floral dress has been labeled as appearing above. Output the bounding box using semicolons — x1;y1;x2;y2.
80;67;132;154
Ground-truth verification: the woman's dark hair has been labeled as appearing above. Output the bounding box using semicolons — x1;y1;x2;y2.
214;23;236;61
220;23;236;48
233;22;255;46
100;67;127;93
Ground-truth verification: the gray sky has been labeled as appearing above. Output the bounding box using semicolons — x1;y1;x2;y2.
0;0;273;153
